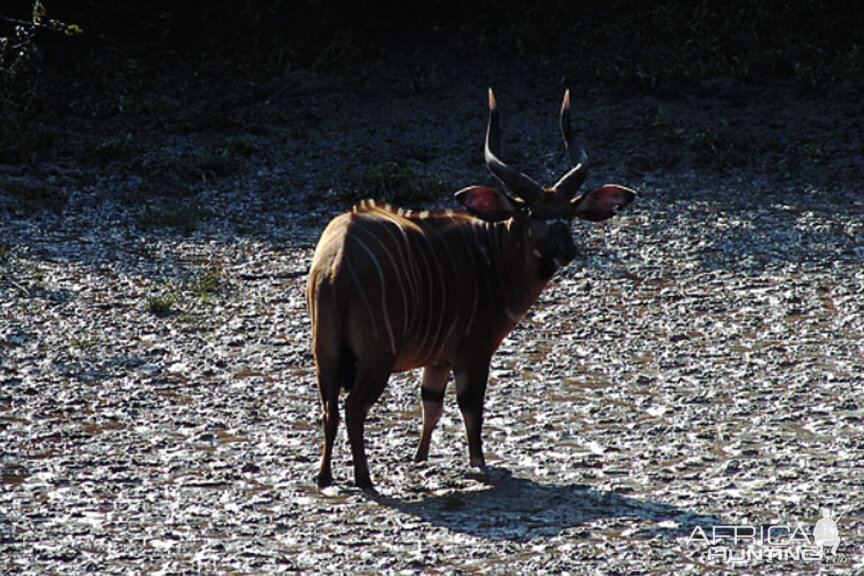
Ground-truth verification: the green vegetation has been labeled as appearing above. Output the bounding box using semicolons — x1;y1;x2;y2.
188;264;222;304
145;293;177;317
68;337;97;349
0;1;82;77
193;137;262;179
348;162;451;206
139;201;211;234
145;263;225;323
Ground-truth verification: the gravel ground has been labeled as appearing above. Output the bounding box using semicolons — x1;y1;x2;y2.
2;47;864;574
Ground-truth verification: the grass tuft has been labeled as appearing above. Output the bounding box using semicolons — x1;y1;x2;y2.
348;161;451;206
145;263;225;322
139;201;211;234
146;294;177;317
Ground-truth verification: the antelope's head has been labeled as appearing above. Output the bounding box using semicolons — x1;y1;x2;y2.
457;89;637;267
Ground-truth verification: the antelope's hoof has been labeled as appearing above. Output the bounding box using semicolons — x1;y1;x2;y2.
316;472;334;489
354;473;375;492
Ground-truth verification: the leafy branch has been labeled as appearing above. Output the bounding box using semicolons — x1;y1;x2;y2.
0;0;82;76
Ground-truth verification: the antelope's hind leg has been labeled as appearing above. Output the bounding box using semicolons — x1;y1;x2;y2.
315;345;357;488
345;355;394;490
414;365;451;463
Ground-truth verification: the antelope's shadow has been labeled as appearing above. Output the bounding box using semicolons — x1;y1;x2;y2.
372;467;722;543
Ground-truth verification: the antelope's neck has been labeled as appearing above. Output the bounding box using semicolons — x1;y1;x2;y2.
481;218;555;325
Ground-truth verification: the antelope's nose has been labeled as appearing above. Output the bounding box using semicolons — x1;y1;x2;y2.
546;220;578;266
553;241;578;267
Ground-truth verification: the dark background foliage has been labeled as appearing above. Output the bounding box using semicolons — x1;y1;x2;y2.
4;0;864;86
1;1;862;210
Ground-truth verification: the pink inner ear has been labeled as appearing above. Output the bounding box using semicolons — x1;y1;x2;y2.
464;187;504;210
574;184;636;222
456;186;517;222
592;186;626;209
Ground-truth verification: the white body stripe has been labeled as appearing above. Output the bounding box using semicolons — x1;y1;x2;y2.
355;224;410;337
457;224;481;336
415;228;445;365
345;258;379;342
350;232;397;355
312;200;545;369
375;210;422;335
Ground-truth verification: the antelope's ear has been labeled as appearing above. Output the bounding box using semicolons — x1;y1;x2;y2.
456;186;518;222
572;184;637;222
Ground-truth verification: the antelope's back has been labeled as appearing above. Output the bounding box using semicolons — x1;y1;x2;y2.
307;199;480;368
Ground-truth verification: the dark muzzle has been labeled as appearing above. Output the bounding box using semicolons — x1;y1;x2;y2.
546;220;578;267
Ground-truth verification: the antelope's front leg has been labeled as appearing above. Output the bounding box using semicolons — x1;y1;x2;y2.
414;365;451;463
455;362;490;471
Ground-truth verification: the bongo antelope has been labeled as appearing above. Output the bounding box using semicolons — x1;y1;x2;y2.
307;89;636;489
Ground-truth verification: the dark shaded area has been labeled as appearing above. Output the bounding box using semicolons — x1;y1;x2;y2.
2;1;862;193
6;1;864;85
5;0;863;96
375;466;723;542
